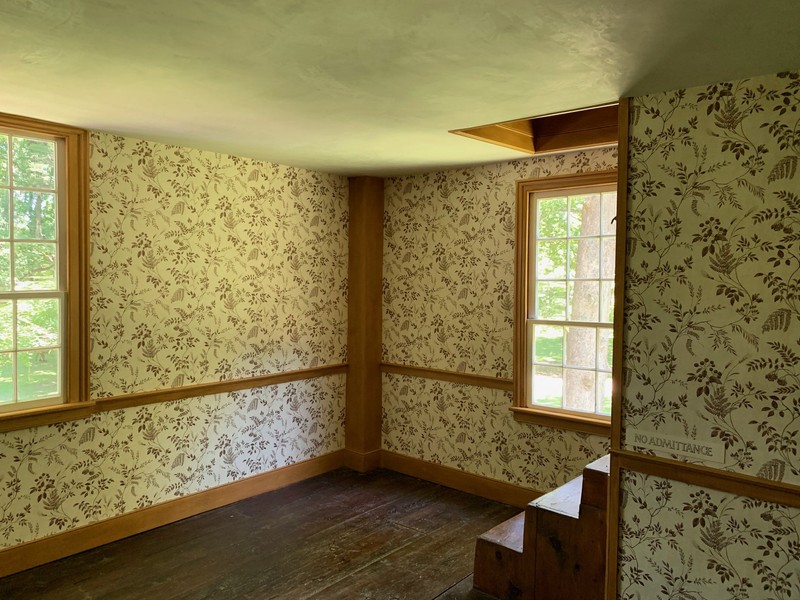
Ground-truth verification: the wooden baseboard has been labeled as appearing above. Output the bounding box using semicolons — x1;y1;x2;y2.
344;448;382;472
0;449;346;578
380;450;540;508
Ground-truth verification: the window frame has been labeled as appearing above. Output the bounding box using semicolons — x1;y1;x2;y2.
0;112;90;430
512;170;619;436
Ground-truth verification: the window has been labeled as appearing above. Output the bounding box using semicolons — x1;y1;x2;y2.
0;113;88;420
513;171;618;435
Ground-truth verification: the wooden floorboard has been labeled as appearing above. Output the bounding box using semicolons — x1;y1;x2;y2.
0;468;518;600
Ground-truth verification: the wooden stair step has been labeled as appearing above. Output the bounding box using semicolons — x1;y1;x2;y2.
581;454;610;510
529;476;582;519
473;513;527;600
477;511;525;553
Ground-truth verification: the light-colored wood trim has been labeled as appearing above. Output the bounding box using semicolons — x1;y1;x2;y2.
343;449;382;473
96;364;348;410
346;177;384;465
0;449;347;577
380;450;540;508
0;401;97;433
606;98;630;600
611;99;630;451
605;451;623;600
452;124;536;154
510;406;610;436
451;104;618;156
0;365;347;432
381;362;513;391
64;125;90;408
614;449;800;508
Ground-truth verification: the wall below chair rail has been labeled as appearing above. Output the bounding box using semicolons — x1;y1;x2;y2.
0;133;349;552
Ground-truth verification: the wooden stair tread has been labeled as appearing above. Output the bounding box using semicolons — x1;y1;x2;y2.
477;512;525;553
584;453;610;474
529;476;582;519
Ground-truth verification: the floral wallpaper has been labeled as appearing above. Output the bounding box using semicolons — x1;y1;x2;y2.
618;470;800;600
382;373;608;491
90;132;348;397
0;375;345;548
622;71;800;484
382;149;616;492
383;148;617;378
0;135;348;552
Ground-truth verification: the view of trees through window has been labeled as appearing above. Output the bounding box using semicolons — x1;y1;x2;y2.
0;132;62;406
529;186;616;416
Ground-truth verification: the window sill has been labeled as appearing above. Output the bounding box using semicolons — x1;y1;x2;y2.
0;402;97;433
510;406;611;436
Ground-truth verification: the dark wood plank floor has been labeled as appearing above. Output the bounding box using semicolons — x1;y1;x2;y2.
0;468;514;600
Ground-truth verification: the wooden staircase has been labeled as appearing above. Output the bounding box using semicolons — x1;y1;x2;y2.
472;455;610;600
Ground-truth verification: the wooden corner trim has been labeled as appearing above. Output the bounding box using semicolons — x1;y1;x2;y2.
343;448;382;473
0;364;348;432
381;362;513;391
380;450;540;508
613;449;800;508
0;449;347;578
610;99;630;451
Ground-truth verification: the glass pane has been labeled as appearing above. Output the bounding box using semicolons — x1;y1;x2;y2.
13;242;57;290
0;189;9;238
568;280;600;322
564;368;596;412
17;349;59;401
13;191;56;240
600;281;615;323
601;191;617;235
12;137;55;190
597;372;612;415
534;325;563;365
536;196;567;238
536;240;566;279
17;298;60;349
601;238;615;279
0;300;12;351
0;242;9;290
0;134;8;186
569;193;601;237
536;281;566;320
598;329;613;371
568;238;600;279
0;353;12;403
565;326;596;368
532;365;562;408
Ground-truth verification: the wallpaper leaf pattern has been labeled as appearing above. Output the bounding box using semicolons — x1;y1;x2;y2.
622;72;800;484
382;150;616;491
0;376;345;548
383;149;617;378
0;134;348;551
90;133;348;397
382;374;608;491
618;471;800;600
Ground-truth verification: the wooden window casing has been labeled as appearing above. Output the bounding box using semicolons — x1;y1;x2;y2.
512;171;618;436
0;112;89;427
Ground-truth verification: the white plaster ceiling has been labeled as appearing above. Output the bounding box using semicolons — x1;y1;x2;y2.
1;0;798;175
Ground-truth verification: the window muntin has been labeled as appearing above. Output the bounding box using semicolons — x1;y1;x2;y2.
0;130;66;412
526;184;617;417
